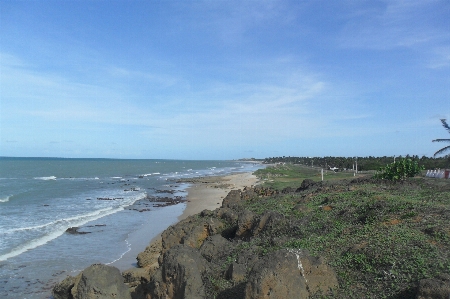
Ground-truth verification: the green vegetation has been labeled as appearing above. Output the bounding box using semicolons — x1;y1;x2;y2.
254;163;357;189
248;165;450;298
433;118;450;157
374;158;424;181
263;155;450;171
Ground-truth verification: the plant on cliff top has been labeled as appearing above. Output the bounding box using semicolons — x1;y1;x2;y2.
374;158;424;181
433;118;450;157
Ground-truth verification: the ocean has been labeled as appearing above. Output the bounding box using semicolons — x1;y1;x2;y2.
0;157;263;298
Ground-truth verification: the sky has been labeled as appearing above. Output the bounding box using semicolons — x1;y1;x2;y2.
1;0;449;160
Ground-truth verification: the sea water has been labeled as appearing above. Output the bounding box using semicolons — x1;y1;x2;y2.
0;157;263;298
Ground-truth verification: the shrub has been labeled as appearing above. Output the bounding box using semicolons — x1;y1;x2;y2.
374;158;424;181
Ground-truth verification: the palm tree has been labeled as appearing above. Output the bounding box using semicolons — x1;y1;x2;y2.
433;119;450;157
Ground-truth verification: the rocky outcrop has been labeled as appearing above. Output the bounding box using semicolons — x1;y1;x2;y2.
199;234;234;263
136;239;161;268
52;275;77;299
53;264;131;299
160;215;224;254
148;245;209;299
235;210;257;240
416;273;450;299
54;183;340;299
244;249;338;299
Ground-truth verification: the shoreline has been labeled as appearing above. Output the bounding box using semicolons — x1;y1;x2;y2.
119;171;259;274
178;171;259;220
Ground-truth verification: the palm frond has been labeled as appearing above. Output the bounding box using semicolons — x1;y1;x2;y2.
432;139;450;143
434;145;450;157
440;119;450;134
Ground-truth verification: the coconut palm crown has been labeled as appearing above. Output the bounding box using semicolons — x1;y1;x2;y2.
432;119;450;157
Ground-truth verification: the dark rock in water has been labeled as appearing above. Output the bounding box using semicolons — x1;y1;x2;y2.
66;227;91;235
148;245;209;299
155;189;176;194
245;249;338;299
416;273;450;299
85;224;106;228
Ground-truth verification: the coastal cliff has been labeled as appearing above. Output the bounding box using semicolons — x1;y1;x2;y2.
53;177;450;299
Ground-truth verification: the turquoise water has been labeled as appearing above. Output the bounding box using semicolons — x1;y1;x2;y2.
0;158;262;298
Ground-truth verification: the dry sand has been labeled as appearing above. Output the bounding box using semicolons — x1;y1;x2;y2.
179;172;259;220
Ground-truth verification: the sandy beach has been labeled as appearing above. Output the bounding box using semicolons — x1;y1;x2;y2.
121;171;259;274
179;171;259;220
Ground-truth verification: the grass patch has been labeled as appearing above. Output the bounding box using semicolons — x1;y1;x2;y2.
241;177;450;298
255;163;360;189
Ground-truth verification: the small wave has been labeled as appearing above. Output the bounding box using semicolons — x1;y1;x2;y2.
0;195;11;203
4;207;114;234
3;192;147;234
111;177;122;179
0;206;129;262
61;177;101;181
34;176;57;180
105;239;131;266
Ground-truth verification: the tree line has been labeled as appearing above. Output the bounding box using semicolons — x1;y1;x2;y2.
263;155;450;171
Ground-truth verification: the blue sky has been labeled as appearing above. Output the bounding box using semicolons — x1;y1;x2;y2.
1;0;449;160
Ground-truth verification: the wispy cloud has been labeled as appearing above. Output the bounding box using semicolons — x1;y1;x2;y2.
427;46;450;69
338;0;449;50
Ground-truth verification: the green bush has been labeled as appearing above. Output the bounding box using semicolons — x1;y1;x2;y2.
374;158;424;181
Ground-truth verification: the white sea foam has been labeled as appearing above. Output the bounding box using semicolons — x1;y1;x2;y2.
0;206;130;262
34;176;57;180
4;207;114;234
0;192;147;261
105;239;131;266
0;195;11;203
